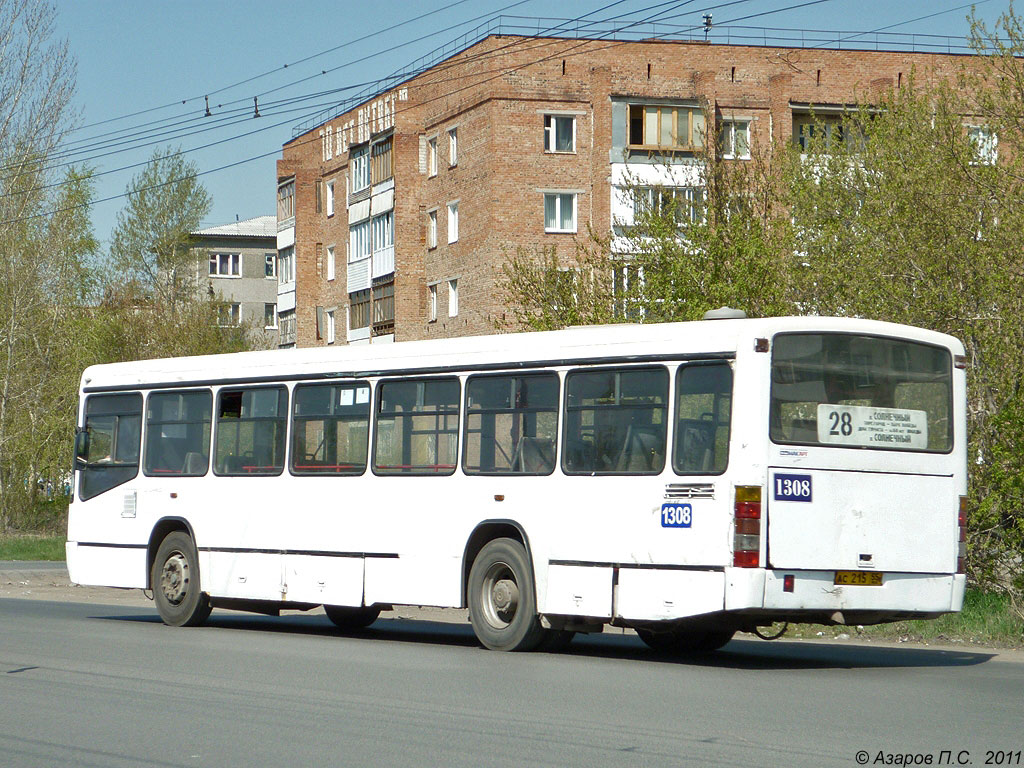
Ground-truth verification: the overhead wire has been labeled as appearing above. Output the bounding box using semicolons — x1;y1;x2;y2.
1;0;973;225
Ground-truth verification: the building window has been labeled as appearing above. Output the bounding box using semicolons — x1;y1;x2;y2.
351;145;370;193
633;186;705;225
326;310;336;344
628;105;705;151
278;310;296;347
429;284;437;322
373;279;395;335
264;303;277;329
428;137;437;177
264;253;276;279
209;252;240;277
277;179;295;220
371;136;393;185
447;201;459;243
448;278;458;317
792;113;866;152
544;192;576;233
448;127;458;166
216;303;241;327
613;264;644;320
372;211;394;254
326;246;335;281
349;220;371;262
427;209;438;249
326;179;335;216
544;115;575;152
278;246;295;285
349;289;370;330
719;119;750;159
968;126;997;165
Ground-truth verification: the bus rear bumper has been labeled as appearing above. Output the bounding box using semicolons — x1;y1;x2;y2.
753;569;965;616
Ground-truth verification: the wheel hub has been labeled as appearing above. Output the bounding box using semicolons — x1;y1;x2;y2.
481;563;520;628
160;552;189;606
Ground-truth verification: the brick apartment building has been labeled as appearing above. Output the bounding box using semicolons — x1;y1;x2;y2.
274;33;975;349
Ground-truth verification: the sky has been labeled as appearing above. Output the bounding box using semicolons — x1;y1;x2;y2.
52;0;1012;249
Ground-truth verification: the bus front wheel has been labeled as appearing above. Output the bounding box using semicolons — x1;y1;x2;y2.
152;531;211;627
468;538;545;651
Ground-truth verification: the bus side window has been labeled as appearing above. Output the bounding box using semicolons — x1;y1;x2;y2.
78;393;143;500
374;378;459;475
214;387;288;476
673;364;732;475
144;390;212;476
463;373;558;475
563;367;668;475
291;382;370;475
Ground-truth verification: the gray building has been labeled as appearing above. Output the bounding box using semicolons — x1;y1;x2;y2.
190;216;279;346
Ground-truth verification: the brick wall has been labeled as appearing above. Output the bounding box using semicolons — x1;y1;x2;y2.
280;35;976;347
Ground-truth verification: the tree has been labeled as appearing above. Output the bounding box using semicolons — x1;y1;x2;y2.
108;146;212;311
0;0;87;531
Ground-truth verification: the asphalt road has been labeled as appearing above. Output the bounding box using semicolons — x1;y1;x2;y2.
1;597;1022;768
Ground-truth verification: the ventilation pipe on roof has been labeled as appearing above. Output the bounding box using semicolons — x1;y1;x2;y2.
703;307;747;320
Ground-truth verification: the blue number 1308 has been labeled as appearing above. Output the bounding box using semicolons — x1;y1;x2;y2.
661;503;693;528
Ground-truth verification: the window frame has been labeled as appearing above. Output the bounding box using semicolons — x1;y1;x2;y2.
290;382;371;476
561;365;670;476
427;209;438;249
350;144;370;193
428;283;438;322
543;114;576;153
326;179;335;216
628;104;705;152
718;119;751;160
372;376;461;476
213;385;289;477
264;303;278;329
209;252;241;278
462;371;560;476
448;278;458;317
447;201;459;244
264;252;277;279
427;136;438;177
544;192;577;233
143;389;213;478
672;362;733;476
448;127;458;167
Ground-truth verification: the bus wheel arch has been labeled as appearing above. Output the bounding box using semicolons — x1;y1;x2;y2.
462;520;533;607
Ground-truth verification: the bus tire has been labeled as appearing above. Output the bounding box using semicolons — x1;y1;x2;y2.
637;628;735;654
468;538;545;651
324;604;380;630
152;531;211;627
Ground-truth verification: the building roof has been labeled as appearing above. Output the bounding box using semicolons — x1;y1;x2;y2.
192;215;276;239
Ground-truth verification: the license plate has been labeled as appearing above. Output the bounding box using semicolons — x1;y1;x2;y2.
834;570;883;586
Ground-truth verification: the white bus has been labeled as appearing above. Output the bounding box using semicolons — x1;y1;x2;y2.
67;314;967;652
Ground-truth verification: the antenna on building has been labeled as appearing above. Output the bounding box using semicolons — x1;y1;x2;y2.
703;13;713;41
253;96;261;118
204;95;211;117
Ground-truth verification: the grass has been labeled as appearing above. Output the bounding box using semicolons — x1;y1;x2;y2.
0;534;65;561
775;589;1024;649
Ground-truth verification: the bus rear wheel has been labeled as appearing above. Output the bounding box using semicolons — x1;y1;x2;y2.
468;538;545;651
637;627;735;654
152;531;211;627
324;605;380;630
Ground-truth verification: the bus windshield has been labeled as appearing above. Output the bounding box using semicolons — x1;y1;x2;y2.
769;333;952;453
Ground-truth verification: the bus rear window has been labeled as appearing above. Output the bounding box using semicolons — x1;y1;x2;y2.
769;333;952;453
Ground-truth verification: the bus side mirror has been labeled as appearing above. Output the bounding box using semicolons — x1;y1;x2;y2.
74;428;89;468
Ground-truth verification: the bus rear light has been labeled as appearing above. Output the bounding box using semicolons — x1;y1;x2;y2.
783;574;795;592
733;486;762;568
733;550;759;568
735;518;760;535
